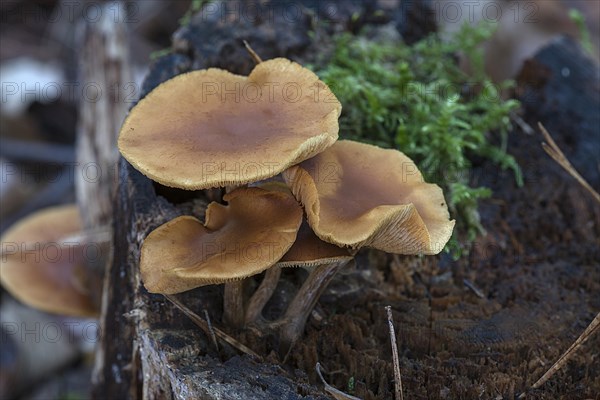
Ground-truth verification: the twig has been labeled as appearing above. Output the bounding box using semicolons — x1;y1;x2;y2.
164;294;261;359
60;226;112;245
315;363;362;400
463;279;485;299
386;306;404;400
243;40;263;64
528;314;599;394
538;123;600;204
203;309;219;354
511;112;535;135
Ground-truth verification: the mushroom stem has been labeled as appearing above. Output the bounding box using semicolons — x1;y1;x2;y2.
223;280;246;329
278;259;350;359
245;266;282;326
221;183;251;328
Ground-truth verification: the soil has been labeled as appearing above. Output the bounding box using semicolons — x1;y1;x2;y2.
125;1;599;399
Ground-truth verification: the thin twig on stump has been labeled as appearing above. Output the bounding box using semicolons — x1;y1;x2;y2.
165;295;261;359
386;306;404;400
538;122;600;203
528;314;599;394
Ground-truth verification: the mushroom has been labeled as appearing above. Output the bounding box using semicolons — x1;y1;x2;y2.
139;187;303;326
0;205;99;317
118;58;342;190
266;140;455;353
283;140;455;254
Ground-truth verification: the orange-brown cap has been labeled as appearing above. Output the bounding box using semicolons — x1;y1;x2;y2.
283;140;455;255
0;205;99;317
118;58;341;190
140;187;303;294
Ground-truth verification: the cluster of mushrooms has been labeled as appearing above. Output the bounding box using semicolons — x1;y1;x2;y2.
0;56;454;358
118;56;455;355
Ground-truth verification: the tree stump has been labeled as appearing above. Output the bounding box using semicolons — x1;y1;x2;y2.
89;1;600;398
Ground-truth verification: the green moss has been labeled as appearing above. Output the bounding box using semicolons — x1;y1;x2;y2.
310;23;522;257
149;47;172;61
179;0;211;27
347;376;356;394
569;8;595;57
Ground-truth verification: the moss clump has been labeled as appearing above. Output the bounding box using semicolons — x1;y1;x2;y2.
310;23;522;256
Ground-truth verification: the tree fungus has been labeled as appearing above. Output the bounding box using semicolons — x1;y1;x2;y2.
118;53;454;356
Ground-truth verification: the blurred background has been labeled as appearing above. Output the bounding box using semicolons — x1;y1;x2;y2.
1;2;192;398
0;0;598;399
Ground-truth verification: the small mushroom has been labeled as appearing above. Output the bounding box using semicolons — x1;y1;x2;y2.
0;205;99;317
118;58;341;190
140;186;303;293
283;140;455;255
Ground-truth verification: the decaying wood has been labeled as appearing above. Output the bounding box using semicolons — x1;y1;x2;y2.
90;0;444;398
87;1;600;398
74;2;132;397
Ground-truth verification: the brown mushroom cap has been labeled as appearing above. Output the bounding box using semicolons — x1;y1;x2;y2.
140;187;303;294
0;205;98;317
283;140;455;255
118;58;341;190
276;221;353;268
